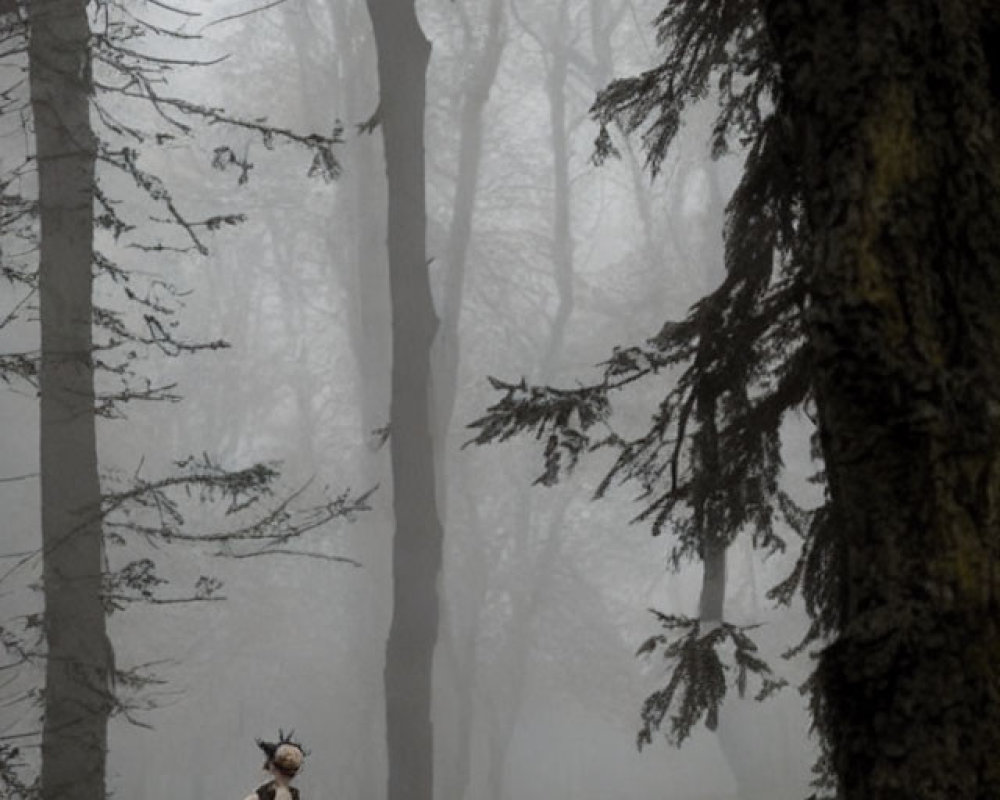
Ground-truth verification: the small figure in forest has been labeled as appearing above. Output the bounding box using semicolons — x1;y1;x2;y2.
243;730;306;800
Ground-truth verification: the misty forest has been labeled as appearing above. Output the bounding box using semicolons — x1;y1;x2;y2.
2;1;999;799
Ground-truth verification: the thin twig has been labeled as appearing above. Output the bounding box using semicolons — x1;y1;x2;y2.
142;0;200;17
202;0;291;30
0;472;36;484
225;549;362;567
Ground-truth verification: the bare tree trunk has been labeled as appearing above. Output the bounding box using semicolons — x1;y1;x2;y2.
461;7;586;791
698;539;727;623
321;3;393;794
694;165;729;629
431;5;506;797
433;0;505;445
330;2;393;794
480;496;571;800
541;0;574;373
364;4;442;800
30;3;112;800
335;0;391;442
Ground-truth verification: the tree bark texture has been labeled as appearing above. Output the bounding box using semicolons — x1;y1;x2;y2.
30;2;112;800
764;2;1000;797
364;3;442;800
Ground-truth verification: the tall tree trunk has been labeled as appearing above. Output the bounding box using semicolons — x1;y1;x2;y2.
479;495;571;800
433;0;504;446
364;4;442;800
764;2;1000;797
325;2;393;794
541;0;574;373
432;5;506;797
691;347;727;630
336;0;391;443
330;2;393;794
30;3;112;800
692;165;729;632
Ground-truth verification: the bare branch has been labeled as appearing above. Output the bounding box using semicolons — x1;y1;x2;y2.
202;0;291;30
0;473;36;485
225;549;362;567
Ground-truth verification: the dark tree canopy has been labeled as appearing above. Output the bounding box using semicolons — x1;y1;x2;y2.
763;1;1000;797
473;1;1000;797
470;0;823;772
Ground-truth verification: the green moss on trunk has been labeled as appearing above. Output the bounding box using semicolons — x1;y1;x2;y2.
764;0;1000;796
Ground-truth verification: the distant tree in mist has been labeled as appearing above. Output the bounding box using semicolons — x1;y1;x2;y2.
473;0;798;763
362;3;443;800
472;1;1000;798
439;4;645;798
432;0;505;446
0;3;356;799
427;2;508;797
31;3;112;798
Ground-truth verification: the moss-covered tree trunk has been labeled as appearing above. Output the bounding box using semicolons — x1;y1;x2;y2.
364;3;442;800
30;2;112;800
764;2;1000;797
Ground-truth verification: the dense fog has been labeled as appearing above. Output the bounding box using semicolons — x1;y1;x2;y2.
1;1;822;798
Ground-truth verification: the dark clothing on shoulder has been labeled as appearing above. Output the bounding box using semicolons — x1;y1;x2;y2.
256;781;300;800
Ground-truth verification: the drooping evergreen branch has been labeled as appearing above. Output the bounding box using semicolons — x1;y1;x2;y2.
636;611;786;748
472;0;827;764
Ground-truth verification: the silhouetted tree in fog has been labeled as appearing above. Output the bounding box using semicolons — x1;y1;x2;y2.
31;3;111;799
473;0;800;765
763;2;1000;797
1;3;352;799
363;3;443;800
428;2;507;797
473;1;1000;797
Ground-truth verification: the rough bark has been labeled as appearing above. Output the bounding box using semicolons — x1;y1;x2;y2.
764;2;1000;797
30;2;112;800
364;3;442;800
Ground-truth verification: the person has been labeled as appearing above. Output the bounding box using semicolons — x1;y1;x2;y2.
243;732;305;800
